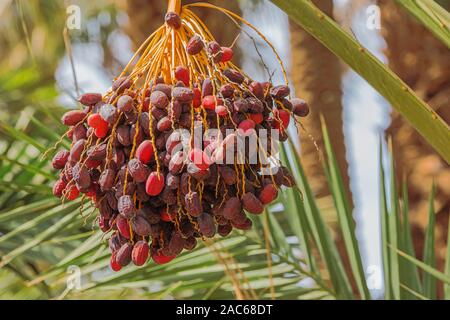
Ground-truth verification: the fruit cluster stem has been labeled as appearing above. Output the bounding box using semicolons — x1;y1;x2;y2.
167;0;182;14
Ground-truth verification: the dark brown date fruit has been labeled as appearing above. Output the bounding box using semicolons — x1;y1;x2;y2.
197;213;216;238
132;214;152;236
117;95;133;113
72;163;91;192
118;195;136;218
150;90;169;109
218;223;232;237
186;34;204;55
69;139;86;163
222;197;241;220
165;11;182;29
117;125;131;146
223;69;244;84
270;85;290;99
184;236;197;250
128;158;149;183
185;192;202;217
172;87;194;103
116;243;133;266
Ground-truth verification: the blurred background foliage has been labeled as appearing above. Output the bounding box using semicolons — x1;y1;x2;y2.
0;0;449;299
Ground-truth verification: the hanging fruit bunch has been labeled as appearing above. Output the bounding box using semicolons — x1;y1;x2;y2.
52;0;309;271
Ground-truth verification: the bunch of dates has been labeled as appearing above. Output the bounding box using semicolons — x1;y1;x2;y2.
51;36;309;271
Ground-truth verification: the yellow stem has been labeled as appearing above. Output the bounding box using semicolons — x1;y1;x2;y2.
167;0;182;14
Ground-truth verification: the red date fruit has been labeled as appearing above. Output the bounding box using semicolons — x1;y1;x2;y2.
64;183;79;201
53;179;66;198
116;214;131;239
221;47;233;62
220;84;234;98
280;166;296;187
259;184;278;204
184;236;197;250
145;171;165;196
136;140;154;164
231;218;252;230
72;124;87;142
112;77;131;93
117;125;131;146
68;139;86;163
78;93;102;106
100;103;117;124
52;150;70;169
242;192;264;214
62;110;86;126
169;151;185;174
201;78;213;98
110;252;122;272
175;66;190;86
87;144;107;160
132;241;150;266
152;251;176;265
157;116;172;132
219;165;237;185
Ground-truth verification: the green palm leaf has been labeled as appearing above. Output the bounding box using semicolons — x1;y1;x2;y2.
422;184;437;299
396;0;450;49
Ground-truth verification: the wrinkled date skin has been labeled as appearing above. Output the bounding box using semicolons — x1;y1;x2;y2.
52;22;308;271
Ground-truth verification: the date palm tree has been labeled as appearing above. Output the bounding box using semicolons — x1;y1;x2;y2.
0;0;449;300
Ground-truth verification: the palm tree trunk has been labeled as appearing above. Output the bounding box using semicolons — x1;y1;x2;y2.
289;0;350;201
290;0;359;295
